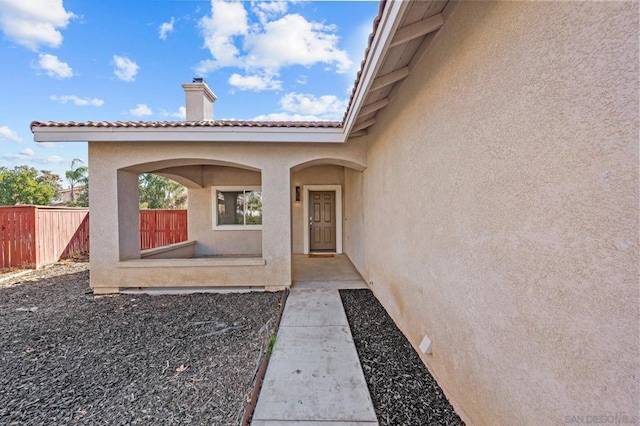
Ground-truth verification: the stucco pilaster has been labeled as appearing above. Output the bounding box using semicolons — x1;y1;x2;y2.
261;163;292;288
88;143;120;270
117;170;140;261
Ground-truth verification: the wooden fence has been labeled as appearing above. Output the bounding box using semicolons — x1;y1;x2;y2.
1;207;187;269
139;209;188;250
0;206;89;269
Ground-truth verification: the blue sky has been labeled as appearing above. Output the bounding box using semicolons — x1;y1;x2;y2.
0;0;378;183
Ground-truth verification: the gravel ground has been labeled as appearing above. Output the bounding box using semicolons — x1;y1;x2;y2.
340;289;465;426
0;262;282;425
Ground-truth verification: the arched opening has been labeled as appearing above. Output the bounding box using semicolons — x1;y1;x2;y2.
289;158;367;284
118;159;263;260
290;158;366;255
138;173;188;252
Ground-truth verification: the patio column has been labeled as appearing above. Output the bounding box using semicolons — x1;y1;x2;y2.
87;145;117;289
116;170;140;261
261;163;292;290
88;145;139;293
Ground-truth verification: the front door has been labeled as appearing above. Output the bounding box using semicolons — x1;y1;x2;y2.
309;191;336;252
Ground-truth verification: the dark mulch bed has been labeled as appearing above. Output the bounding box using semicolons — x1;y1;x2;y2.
0;263;281;425
340;289;465;426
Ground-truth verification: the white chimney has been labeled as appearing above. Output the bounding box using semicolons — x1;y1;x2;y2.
181;78;217;121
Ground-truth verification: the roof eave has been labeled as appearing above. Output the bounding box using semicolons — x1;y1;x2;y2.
32;125;346;144
343;0;410;137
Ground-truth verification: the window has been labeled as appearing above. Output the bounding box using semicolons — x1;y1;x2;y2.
213;187;262;229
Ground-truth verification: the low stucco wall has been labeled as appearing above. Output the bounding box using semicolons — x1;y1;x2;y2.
140;240;196;259
350;2;638;424
92;259;271;294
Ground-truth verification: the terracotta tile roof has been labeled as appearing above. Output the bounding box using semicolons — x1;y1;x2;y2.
30;120;342;130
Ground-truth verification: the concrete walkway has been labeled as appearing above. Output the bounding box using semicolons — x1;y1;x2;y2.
252;256;377;425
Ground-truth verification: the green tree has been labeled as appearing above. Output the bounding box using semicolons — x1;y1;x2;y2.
65;158;88;204
0;166;61;205
139;173;186;209
74;175;89;207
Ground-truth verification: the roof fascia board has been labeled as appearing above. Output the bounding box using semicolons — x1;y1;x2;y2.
33;126;345;144
342;0;410;136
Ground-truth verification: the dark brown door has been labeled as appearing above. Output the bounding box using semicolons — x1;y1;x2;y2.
309;191;336;251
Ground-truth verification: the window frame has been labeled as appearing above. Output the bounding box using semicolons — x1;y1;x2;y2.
212;186;262;230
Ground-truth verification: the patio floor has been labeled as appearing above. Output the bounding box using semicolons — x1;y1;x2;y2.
291;254;369;290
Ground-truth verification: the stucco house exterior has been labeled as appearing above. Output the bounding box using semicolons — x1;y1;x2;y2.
31;1;638;425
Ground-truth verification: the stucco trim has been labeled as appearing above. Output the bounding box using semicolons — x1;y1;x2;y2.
290;158;367;173
117;257;266;268
302;185;343;255
32;126;345;143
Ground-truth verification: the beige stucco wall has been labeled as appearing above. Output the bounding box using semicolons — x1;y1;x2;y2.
343;167;365;273
88;141;366;291
188;165;262;255
291;165;345;253
354;2;638;424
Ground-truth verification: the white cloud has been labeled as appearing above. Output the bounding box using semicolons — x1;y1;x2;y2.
1;148;66;165
251;1;288;24
129;104;152;117
1;153;26;161
160;106;186;120
113;55;139;82
40;155;65;164
50;95;104;106
0;0;75;50
194;60;217;76
38;142;55;148
159;17;175;40
245;14;351;73
228;72;282;91
0;125;22;143
197;0;248;70
296;75;307;85
195;1;351;89
251;92;348;121
281;92;347;121
1;149;33;161
36;53;73;78
251;112;321;122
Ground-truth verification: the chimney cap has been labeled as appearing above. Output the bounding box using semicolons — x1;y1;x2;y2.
193;77;205;83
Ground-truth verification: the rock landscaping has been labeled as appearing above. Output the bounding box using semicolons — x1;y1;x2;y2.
0;262;281;425
1;263;465;425
340;289;465;426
